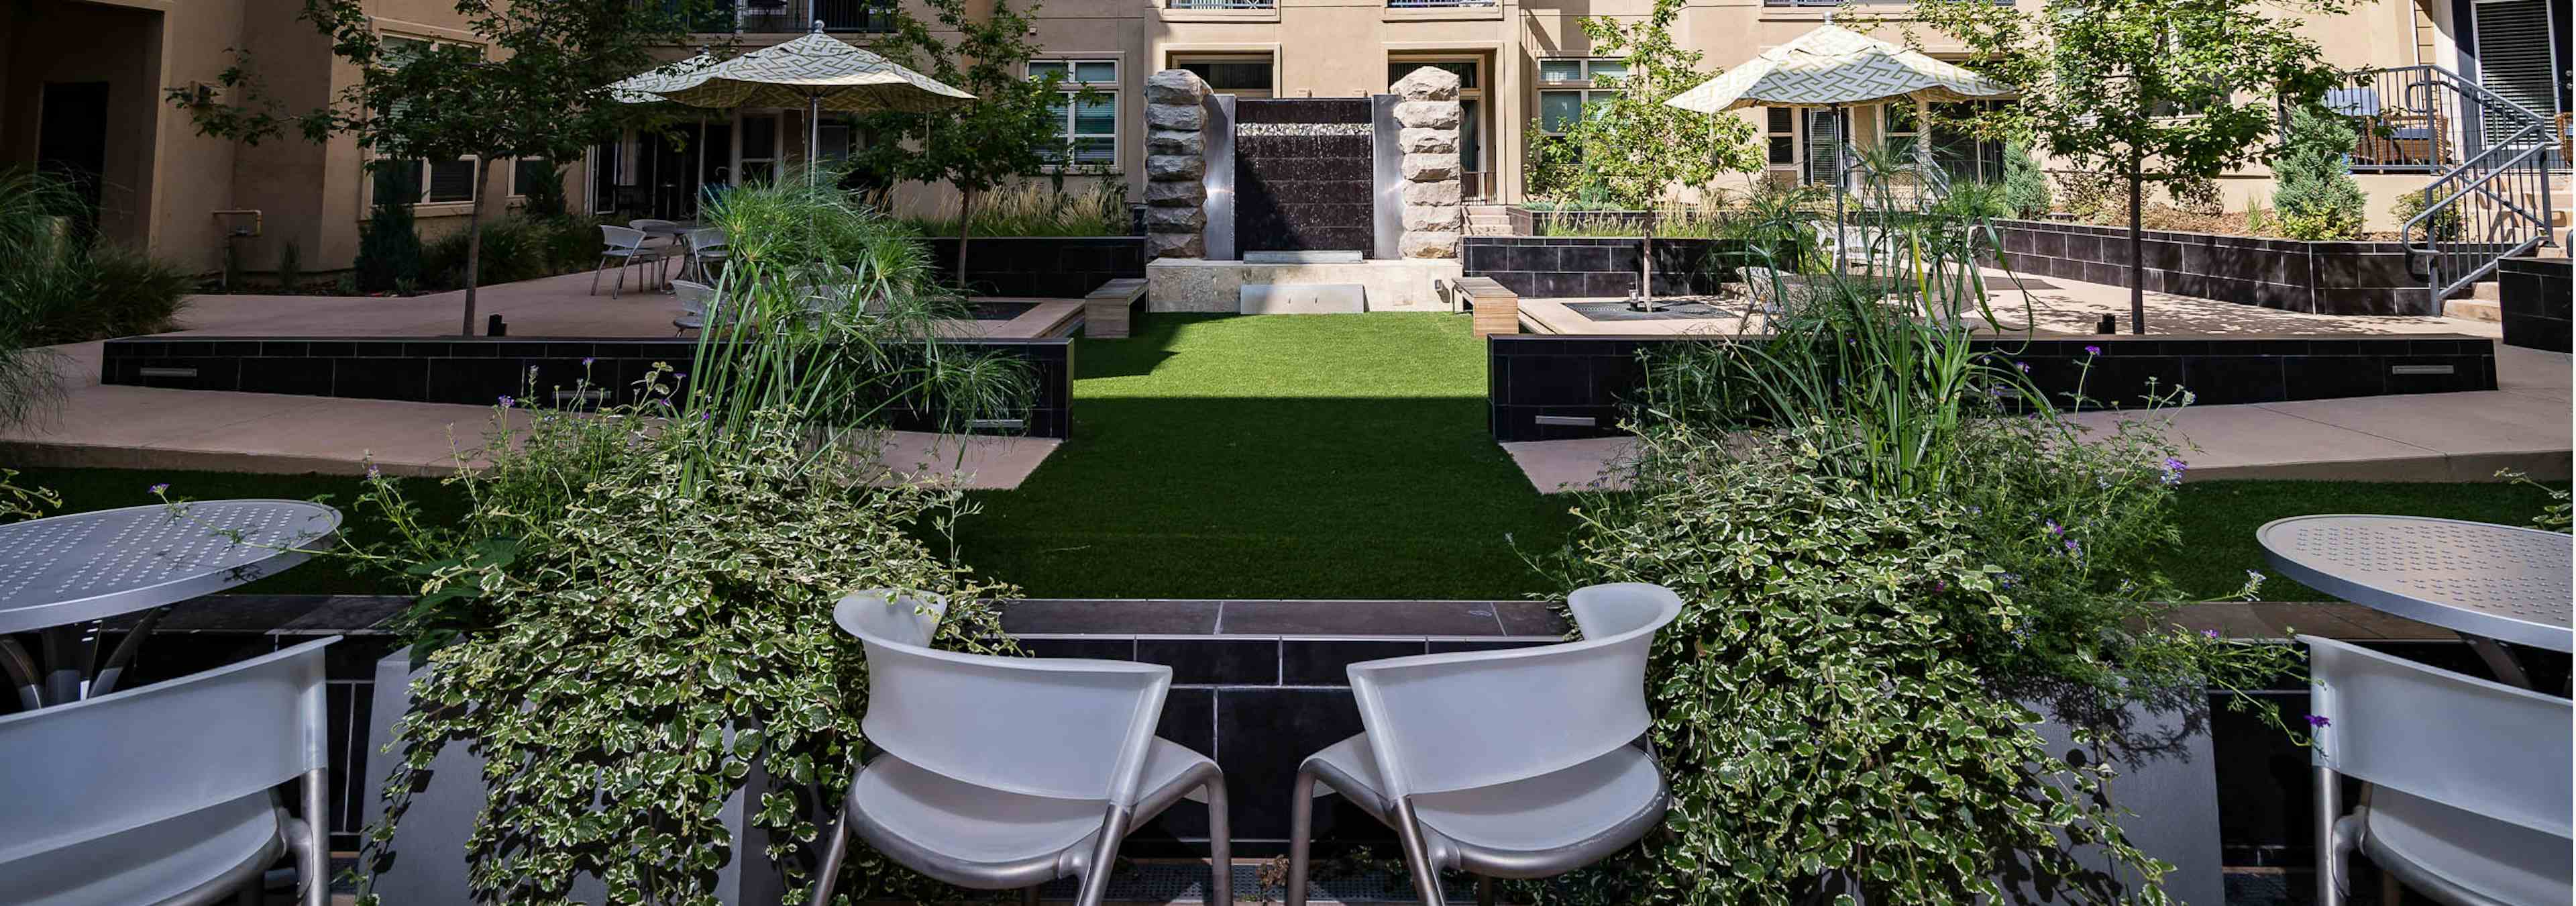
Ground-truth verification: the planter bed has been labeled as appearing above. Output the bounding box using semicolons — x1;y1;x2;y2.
2498;256;2571;352
1461;236;1750;298
97;335;1076;439
1488;332;2497;442
922;235;1146;299
1992;218;2433;316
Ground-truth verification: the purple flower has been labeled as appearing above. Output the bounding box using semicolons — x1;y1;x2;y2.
2202;629;2221;640
582;357;596;366
1935;580;1949;593
2015;361;2031;373
2084;344;2102;357
2045;519;2063;537
365;464;381;481
2305;714;2331;728
2159;456;2189;486
148;483;169;495
498;396;515;408
2063;538;2081;552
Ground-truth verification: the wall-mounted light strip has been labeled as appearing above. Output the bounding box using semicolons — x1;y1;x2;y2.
968;418;1026;430
2390;364;2455;375
1533;415;1596;427
138;367;199;379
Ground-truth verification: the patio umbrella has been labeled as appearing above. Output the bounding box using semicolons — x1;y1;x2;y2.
649;21;975;185
1665;19;2014;269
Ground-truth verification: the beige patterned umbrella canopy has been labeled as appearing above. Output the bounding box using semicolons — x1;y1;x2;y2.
1663;23;2013;113
651;29;973;113
608;51;720;105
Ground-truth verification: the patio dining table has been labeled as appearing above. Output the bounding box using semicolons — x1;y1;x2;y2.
0;500;340;708
2258;515;2572;689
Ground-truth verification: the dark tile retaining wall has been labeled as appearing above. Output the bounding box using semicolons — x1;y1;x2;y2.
1991;219;2429;315
922;236;1146;299
1489;333;2498;442
98;336;1075;439
2498;256;2572;352
1460;236;1746;298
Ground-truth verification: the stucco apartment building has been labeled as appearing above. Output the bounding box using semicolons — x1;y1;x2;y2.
1;0;588;275
5;0;2565;276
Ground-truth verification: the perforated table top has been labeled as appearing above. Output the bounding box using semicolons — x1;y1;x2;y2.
2257;515;2573;652
0;501;341;634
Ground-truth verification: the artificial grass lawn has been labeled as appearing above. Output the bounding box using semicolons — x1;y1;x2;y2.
953;313;1582;599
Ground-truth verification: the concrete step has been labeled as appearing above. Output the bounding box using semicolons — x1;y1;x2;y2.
2444;296;2500;322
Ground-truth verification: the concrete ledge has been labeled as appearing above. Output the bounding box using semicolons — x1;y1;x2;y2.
1146;258;1464;312
1083;278;1149;339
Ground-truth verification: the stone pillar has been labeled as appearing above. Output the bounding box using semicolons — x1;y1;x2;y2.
1144;70;1212;259
1391;66;1463;260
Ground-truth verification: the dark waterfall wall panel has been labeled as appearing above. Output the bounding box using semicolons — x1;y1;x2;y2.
2498;256;2571;352
1233;99;1375;253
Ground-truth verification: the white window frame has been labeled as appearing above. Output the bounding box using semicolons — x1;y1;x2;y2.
369;32;484;208
1028;58;1120;169
1535;58;1626;135
1764;105;1801;174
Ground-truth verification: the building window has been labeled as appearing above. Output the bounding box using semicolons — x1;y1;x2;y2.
1177;55;1273;99
590;141;623;213
1882;101;1919;160
1928;101;2007;183
740;113;780;183
512;158;556;199
1030;58;1118;166
370;34;484;206
1766;106;1797;166
1536;58;1625;134
1390;56;1487;196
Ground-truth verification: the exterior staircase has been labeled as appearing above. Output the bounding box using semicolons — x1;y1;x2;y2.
2366;64;2564;310
1465;204;1515;236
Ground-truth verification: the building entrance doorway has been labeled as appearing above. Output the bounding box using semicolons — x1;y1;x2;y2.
36;81;111;232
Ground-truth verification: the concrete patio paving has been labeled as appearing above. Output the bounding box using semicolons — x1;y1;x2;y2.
1503;342;2571;493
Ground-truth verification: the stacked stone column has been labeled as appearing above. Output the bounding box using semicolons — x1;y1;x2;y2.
1144;70;1212;259
1391;67;1464;260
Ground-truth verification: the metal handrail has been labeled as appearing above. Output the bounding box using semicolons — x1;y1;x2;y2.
2406;130;2555;299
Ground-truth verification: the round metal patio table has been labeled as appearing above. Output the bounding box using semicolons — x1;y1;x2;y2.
2258;515;2571;688
0;500;340;708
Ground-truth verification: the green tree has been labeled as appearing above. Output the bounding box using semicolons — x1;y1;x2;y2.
2001;141;2052;219
1914;0;2352;332
169;1;710;334
2271;105;2367;240
1523;0;1763;208
849;0;1076;284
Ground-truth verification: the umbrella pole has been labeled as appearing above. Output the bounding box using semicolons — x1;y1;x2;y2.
808;93;822;188
1832;103;1847;276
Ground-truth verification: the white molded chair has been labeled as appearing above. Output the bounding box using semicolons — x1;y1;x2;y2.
672;279;720;334
1287;583;1684;906
808;591;1230;906
2306;635;2571;906
592;225;669;298
0;636;337;906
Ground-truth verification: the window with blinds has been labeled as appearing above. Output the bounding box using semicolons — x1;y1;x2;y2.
2473;0;2560;149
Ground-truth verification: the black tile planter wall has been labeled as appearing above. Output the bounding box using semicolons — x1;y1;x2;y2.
2498;256;2572;352
1234;99;1377;253
922;236;1146;299
1992;219;2429;315
1489;333;2498;442
99;336;1076;439
1461;236;1748;298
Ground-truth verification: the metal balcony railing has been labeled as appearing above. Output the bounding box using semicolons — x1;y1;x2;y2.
733;0;898;34
1167;0;1275;8
1387;0;1497;7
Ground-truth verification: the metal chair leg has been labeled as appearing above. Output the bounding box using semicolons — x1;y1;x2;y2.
590;258;608;295
1478;874;1495;906
299;766;328;906
2315;766;2342;906
1204;771;1232;906
1073;806;1131;906
806;804;853;906
1392;799;1446;906
1287;767;1316;906
1020;887;1040;905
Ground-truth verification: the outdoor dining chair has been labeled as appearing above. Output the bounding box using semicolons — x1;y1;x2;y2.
681;228;730;284
592;225;669;299
808;590;1230;906
2305;635;2571;906
0;636;335;906
1285;582;1684;906
672;279;720;334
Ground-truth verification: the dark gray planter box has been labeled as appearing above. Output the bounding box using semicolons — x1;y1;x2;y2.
1991;219;2427;316
2498;256;2572;352
922;235;1147;300
1461;236;1750;298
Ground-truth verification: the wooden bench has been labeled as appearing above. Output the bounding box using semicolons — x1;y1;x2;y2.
1452;276;1520;338
1083;278;1148;338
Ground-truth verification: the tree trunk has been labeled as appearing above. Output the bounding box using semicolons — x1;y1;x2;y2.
460;155;494;337
2127;155;2145;335
954;186;975;290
